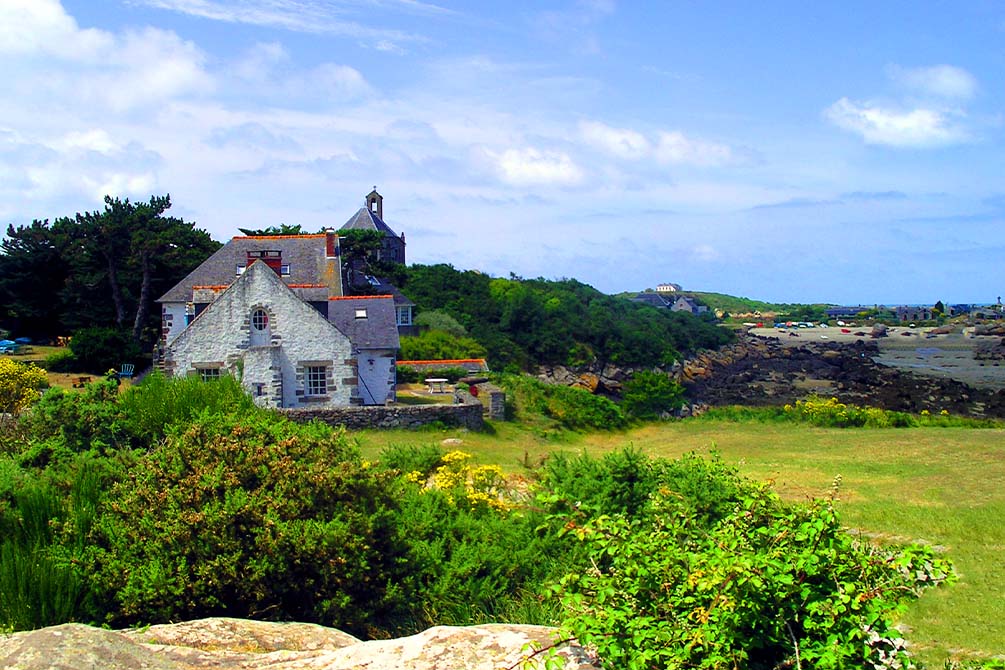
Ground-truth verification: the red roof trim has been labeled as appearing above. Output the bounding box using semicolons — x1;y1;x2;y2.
328;295;394;301
232;234;328;240
192;284;230;290
286;283;326;289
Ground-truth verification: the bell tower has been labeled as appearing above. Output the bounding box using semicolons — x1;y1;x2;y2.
366;187;383;220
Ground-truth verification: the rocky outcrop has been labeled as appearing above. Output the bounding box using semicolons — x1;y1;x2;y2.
974;337;1005;361
975;323;1005;336
683;335;1005;418
0;619;599;670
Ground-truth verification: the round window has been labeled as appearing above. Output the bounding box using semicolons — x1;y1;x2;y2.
251;309;269;331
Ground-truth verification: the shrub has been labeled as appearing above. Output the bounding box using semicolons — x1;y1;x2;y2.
399;330;487;362
0;359;49;416
396;366;471;384
497;374;626;431
391;465;570;629
42;349;77;372
89;411;410;634
68;327;141;374
21;380;128;458
379;443;445;477
540;449;752;523
621;370;686;420
551;486;954;670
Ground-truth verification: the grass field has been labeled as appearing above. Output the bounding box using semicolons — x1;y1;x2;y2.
354;419;1005;664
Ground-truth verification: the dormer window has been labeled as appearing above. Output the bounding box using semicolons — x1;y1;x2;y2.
281;264;290;276
354;308;367;319
236;264;246;276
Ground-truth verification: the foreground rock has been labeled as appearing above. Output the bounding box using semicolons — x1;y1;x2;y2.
0;618;599;670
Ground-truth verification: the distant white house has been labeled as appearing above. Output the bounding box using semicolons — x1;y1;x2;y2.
656;283;682;293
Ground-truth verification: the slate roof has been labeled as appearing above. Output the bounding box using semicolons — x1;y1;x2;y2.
158;235;340;303
339;207;400;238
328;296;400;350
631;293;672;308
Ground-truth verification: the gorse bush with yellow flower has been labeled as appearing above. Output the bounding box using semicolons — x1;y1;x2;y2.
0;359;48;416
406;449;511;511
782;395;979;428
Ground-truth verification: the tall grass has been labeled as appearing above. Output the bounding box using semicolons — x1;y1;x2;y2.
0;463;102;630
117;372;257;443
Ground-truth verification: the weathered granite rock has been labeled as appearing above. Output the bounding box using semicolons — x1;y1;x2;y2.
0;619;599;670
975;323;1005;336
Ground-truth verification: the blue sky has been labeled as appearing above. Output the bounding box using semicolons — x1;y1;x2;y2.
2;1;1003;304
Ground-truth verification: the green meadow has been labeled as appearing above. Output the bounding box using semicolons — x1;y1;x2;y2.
356;419;1005;664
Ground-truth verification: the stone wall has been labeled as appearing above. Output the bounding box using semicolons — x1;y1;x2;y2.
283;391;485;430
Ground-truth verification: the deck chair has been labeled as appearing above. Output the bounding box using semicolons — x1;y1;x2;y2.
118;363;135;379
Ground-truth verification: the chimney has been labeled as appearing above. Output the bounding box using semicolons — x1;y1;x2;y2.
247;250;282;275
323;230;343;298
325;229;337;258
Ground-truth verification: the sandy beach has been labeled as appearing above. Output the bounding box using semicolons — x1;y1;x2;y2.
748;325;1005;390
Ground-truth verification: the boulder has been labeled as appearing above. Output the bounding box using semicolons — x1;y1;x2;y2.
0;620;600;670
870;323;888;338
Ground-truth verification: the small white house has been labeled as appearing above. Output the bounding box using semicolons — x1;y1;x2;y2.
160;260;361;408
157;230;400;407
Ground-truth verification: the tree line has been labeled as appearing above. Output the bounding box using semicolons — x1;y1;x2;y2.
0;196;219;347
398;264;734;371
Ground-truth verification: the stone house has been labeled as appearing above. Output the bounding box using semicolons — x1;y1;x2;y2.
157;228;400;408
670;295;708;315
895;305;933;322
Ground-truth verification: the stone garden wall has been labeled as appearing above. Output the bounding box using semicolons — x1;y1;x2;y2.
282;391;484;430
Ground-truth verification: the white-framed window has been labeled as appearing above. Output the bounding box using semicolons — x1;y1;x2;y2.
280;264;291;276
354;307;367;319
236;264;246;276
306;366;327;396
396;305;412;326
251;308;269;331
197;367;221;381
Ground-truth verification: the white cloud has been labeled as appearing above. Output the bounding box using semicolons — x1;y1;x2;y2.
87;172;158;200
0;0;111;59
579;120;742;167
93;28;213;112
579;120;650;159
57;129;121;154
2;0;212;113
491;148;584;186
302;63;373;99
824;98;968;147
138;0;428;43
233;41;289;81
655;131;737;167
888;64;978;100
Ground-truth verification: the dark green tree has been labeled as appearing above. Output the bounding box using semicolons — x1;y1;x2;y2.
1;196;219;345
237;223;306;236
0;220;69;338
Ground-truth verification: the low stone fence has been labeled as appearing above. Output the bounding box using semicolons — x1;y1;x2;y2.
282;391;484;431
